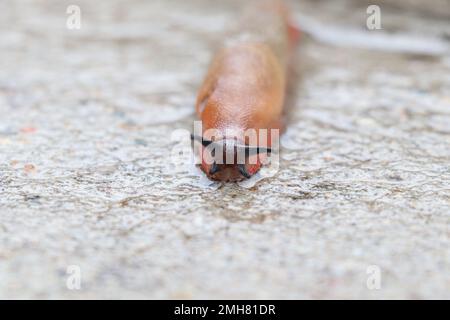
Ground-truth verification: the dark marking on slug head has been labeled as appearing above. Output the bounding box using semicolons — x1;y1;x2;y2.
201;159;262;182
237;164;252;179
209;161;220;175
192;136;268;182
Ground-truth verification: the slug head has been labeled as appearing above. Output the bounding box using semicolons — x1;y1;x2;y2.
191;134;270;182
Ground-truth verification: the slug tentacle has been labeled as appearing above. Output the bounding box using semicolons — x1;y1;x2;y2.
209;162;220;175
191;134;213;147
238;164;252;179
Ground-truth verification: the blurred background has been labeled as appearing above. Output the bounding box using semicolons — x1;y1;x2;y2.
0;0;449;299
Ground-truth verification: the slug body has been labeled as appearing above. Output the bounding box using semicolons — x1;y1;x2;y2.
195;0;299;181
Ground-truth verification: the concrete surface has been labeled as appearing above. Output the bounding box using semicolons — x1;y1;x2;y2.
0;0;449;299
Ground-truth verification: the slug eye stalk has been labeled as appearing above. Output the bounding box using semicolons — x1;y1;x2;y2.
190;134;213;147
190;134;272;156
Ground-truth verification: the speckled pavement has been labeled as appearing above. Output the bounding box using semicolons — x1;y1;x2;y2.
0;0;449;299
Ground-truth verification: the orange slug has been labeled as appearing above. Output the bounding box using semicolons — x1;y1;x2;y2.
192;0;299;181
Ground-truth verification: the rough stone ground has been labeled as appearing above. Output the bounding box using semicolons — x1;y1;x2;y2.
0;0;449;299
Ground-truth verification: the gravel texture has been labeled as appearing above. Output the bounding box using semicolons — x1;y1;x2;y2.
0;0;449;299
